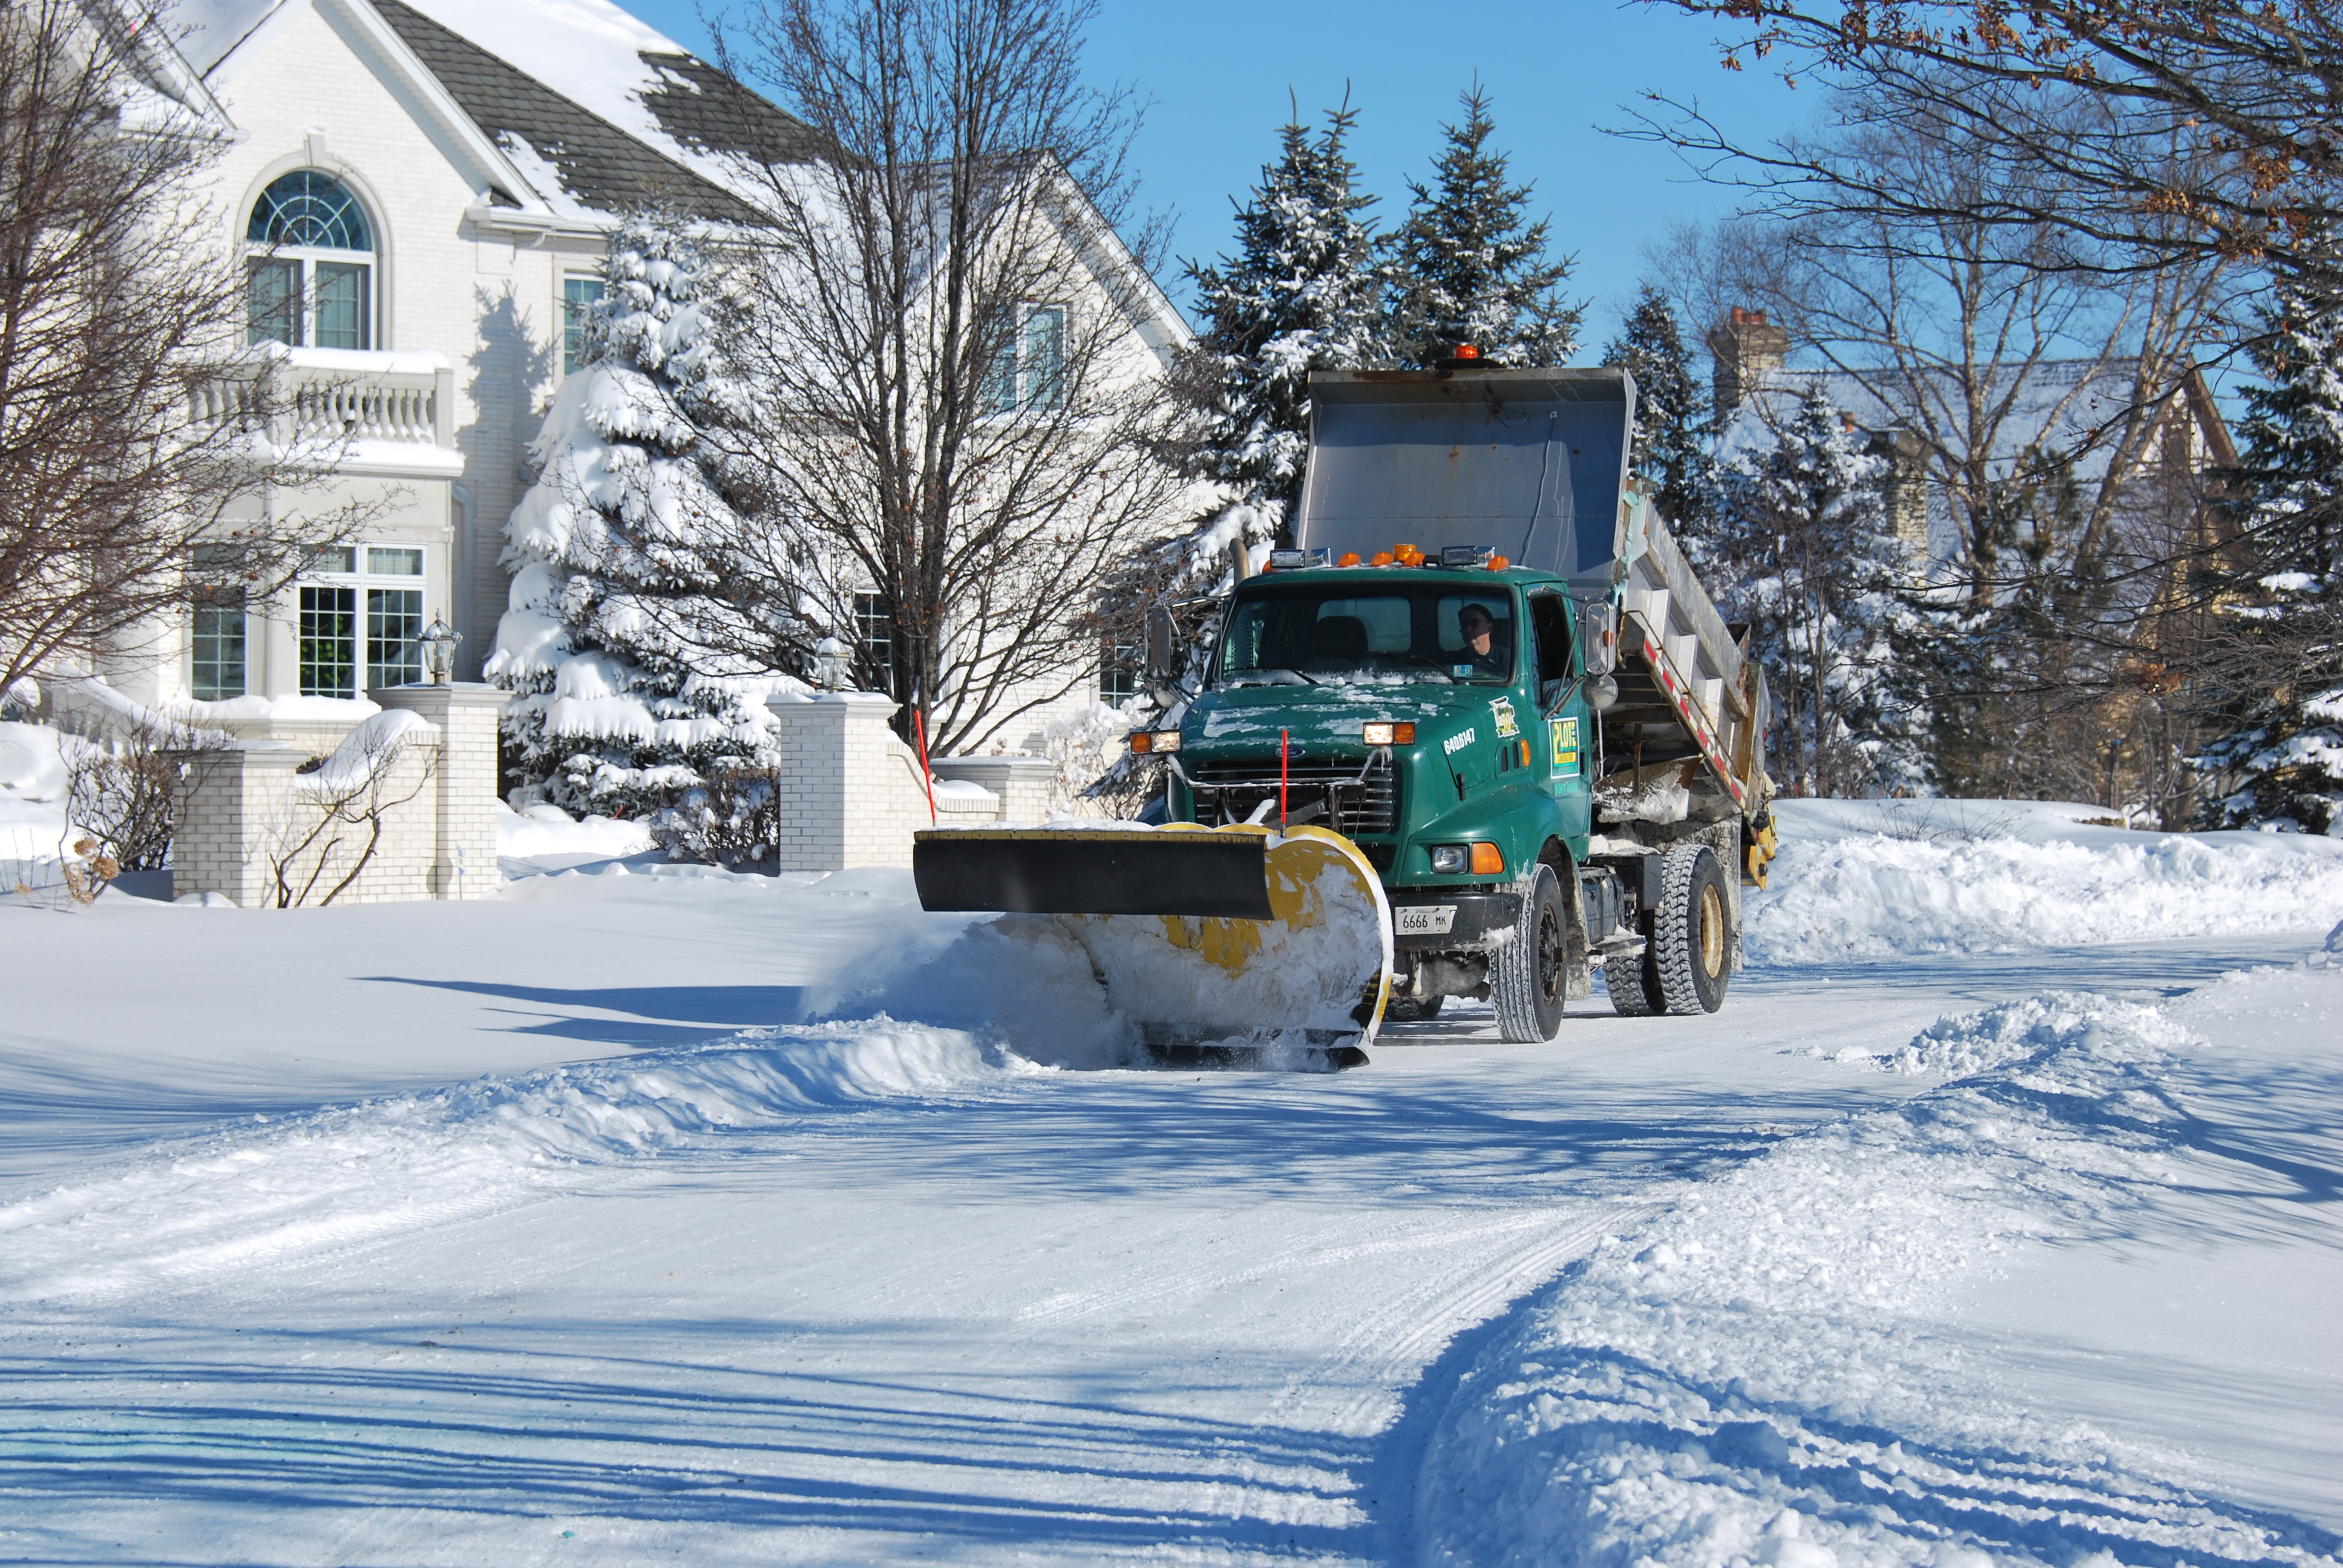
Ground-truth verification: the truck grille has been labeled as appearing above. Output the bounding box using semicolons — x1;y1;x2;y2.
1185;751;1398;837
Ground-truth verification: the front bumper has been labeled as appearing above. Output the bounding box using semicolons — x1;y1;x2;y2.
1385;890;1521;950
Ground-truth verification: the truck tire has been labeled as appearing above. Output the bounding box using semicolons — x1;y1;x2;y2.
1493;863;1568;1043
1652;844;1732;1014
1603;942;1664;1016
1386;995;1445;1022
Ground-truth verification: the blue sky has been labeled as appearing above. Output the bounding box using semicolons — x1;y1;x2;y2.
609;0;1816;353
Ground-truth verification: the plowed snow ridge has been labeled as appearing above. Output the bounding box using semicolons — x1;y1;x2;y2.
1748;802;2343;963
1417;982;2342;1568
0;1021;1013;1301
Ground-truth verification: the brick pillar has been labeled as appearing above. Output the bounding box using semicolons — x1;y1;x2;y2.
168;742;318;907
765;693;933;871
373;682;512;900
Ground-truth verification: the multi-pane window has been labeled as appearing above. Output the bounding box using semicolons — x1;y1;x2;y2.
246;171;376;350
853;590;893;689
1099;635;1139;707
563;276;607;374
298;544;427;696
191;598;247;701
300;586;358;697
985;304;1067;415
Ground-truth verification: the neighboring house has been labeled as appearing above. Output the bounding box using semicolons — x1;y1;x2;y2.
87;0;1187;751
1705;307;2236;573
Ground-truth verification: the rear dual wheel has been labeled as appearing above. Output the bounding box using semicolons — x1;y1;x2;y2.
1604;844;1733;1016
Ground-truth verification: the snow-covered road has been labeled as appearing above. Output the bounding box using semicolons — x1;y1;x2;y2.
1;805;2339;1565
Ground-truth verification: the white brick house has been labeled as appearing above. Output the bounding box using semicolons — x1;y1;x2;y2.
94;0;1191;751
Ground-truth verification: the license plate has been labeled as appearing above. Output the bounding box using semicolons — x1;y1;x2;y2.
1394;904;1458;935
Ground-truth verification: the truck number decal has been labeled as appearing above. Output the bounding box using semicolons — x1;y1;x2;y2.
1444;728;1476;756
1552;716;1581;777
1490;696;1520;738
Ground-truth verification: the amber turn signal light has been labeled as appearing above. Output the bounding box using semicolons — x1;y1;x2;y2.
1469;841;1505;875
1361;722;1417;746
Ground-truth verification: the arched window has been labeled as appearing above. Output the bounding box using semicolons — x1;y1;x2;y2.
246;171;376;350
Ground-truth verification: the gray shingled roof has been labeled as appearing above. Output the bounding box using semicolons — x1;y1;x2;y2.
372;0;804;223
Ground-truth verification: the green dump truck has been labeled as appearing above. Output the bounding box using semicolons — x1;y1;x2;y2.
913;364;1776;1059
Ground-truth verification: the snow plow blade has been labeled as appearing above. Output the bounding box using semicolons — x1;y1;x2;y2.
913;825;1393;1068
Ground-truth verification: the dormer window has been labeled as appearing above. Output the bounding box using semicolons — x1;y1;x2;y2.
246;171;375;350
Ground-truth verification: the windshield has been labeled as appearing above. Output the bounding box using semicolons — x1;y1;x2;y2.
1214;582;1518;687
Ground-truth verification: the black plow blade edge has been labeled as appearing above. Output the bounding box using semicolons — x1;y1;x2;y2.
913;831;1274;919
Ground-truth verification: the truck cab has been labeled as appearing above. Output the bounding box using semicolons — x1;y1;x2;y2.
1159;552;1609;1024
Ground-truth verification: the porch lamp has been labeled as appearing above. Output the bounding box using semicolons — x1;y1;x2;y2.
812;635;853;692
420;615;462;684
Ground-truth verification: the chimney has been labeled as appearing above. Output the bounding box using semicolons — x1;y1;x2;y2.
1875;427;1931;563
1706;306;1790;420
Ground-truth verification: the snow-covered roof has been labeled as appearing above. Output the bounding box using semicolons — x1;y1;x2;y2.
1717;356;2230;569
162;0;286;74
1722;358;2155;485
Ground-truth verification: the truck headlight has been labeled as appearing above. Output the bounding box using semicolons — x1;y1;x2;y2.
1429;844;1467;874
1362;722;1417;746
1127;730;1181;754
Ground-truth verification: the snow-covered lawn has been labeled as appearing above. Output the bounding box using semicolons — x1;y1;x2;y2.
0;800;2338;1564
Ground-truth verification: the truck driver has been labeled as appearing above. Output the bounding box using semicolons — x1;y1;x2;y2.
1458;602;1510;677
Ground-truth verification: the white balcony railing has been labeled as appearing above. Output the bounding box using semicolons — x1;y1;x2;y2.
192;347;462;475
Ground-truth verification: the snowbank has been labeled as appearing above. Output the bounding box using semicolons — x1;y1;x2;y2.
494;797;655;861
0;1021;1018;1302
1417;982;2340;1568
0;721;70;863
1747;798;2343;964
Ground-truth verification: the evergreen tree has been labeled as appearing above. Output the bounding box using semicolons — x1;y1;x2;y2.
1386;82;1580;368
1706;385;1921;797
2199;258;2343;832
1601;284;1709;533
485;218;798;827
1183;102;1384;534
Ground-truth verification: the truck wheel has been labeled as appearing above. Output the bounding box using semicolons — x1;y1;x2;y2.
1603;942;1664;1016
1652;844;1732;1014
1386;995;1445;1022
1493;863;1568;1043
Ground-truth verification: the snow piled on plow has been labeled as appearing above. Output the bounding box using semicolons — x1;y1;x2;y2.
1416;979;2343;1568
0;1022;1017;1302
1746;799;2343;964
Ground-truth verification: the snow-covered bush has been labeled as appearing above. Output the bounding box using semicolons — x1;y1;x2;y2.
647;762;785;869
485;217;808;827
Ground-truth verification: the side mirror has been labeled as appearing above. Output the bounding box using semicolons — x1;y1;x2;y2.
1580;601;1617;678
1144;604;1178;683
1588;675;1619;711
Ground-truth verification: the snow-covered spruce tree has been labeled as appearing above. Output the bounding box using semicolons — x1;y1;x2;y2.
485;217;802;844
1384;82;1580;368
1182;102;1385;534
2198;258;2343;832
1707;385;1921;797
1602;284;1709;535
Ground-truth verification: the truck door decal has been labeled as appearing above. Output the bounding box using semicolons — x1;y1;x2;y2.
1552;716;1581;778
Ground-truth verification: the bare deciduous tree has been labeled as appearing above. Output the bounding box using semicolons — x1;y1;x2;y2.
0;0;361;701
703;0;1196;753
1642;73;2236;814
1635;1;2342;289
